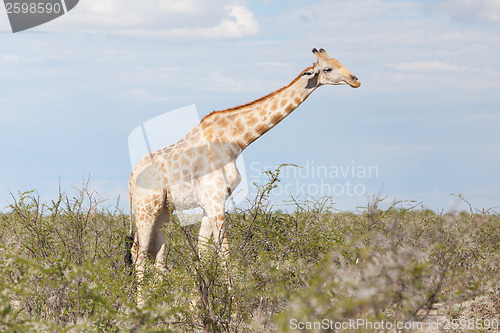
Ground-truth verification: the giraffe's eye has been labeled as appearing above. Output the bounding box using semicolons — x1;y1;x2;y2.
324;68;332;72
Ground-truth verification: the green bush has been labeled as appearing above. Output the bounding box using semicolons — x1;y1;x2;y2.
0;172;498;332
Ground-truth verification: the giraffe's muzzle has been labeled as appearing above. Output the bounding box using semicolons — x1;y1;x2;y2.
348;74;361;88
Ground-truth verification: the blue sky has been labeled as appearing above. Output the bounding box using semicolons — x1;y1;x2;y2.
0;0;499;213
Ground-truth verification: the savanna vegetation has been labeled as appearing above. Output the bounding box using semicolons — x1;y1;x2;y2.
0;168;498;332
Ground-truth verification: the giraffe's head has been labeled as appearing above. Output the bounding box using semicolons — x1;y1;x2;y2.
304;48;360;88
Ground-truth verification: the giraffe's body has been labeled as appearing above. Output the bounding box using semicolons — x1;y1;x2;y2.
128;48;360;305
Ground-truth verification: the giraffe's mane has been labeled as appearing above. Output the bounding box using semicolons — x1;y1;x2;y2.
201;66;313;122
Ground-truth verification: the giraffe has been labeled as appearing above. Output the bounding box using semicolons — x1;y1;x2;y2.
127;48;360;305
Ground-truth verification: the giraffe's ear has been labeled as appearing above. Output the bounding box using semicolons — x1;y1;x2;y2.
301;67;319;89
305;73;319;89
301;69;315;77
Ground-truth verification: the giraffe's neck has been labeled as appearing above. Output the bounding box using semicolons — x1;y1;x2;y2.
201;68;318;151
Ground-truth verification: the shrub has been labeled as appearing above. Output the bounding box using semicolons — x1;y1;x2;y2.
0;172;498;332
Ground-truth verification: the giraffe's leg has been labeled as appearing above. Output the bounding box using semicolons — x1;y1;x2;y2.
152;208;169;272
198;215;212;255
212;212;229;259
194;204;232;310
135;221;153;308
201;203;227;254
208;207;233;288
202;204;230;262
132;191;166;307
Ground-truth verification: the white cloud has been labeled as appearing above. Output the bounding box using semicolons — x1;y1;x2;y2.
429;0;500;23
162;5;260;39
48;0;260;39
0;54;19;63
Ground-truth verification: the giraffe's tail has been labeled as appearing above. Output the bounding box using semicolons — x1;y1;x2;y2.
124;182;134;269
